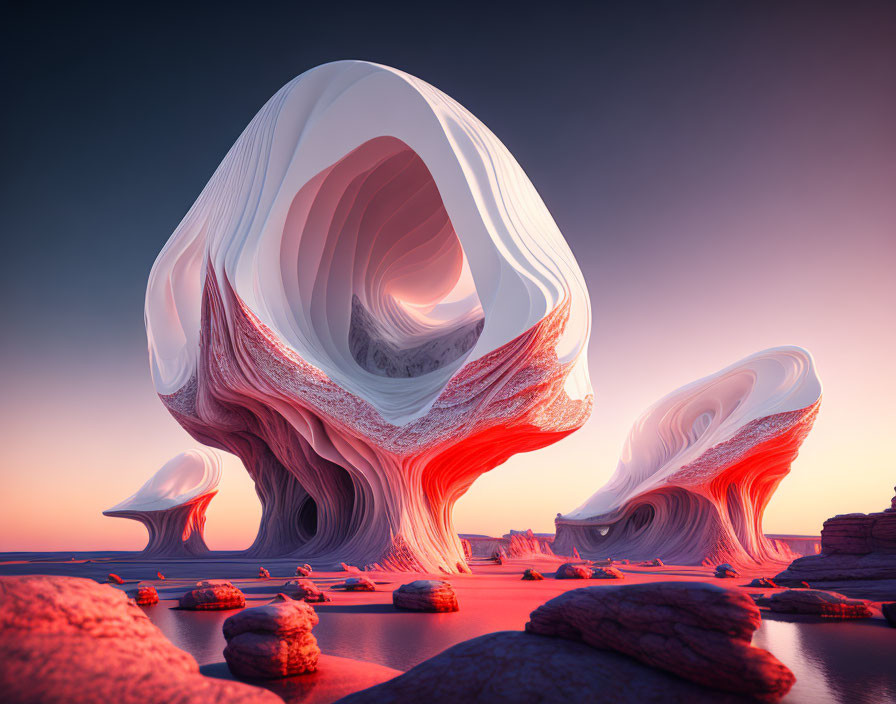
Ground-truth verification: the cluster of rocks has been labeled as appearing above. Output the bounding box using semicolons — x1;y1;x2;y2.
555;562;624;580
0;575;278;703
223;594;320;679
178;581;246;610
295;563;312;577
339;581;795;703
393;580;459;612
284;578;330;603
714;563;740;579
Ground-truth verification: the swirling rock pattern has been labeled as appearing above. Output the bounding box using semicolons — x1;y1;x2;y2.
145;61;592;572
554;347;821;566
103;449;222;557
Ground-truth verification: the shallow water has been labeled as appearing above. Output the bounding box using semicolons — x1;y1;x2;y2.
145;599;896;704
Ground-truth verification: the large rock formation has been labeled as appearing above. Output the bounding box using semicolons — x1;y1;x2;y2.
103;449;222;557
145;61;592;572
775;487;896;586
554;347;821;566
337;582;793;703
0;575;277;703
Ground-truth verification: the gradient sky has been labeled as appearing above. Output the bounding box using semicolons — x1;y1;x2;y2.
2;2;894;551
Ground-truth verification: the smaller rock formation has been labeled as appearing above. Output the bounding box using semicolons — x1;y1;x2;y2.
521;568;544;581
460;539;473;560
715;564;740;579
284;579;330;603
591;566;624;579
763;589;873;618
223;594;320;679
504;529;554;557
295;565;311;577
343;576;376;592
134;586;159;606
526;582;794;701
0;576;277;703
393;580;459;612
103;448;223;558
107;573;124;584
555;563;591;579
157;571;166;580
258;567;270;579
749;578;778;588
179;582;246;610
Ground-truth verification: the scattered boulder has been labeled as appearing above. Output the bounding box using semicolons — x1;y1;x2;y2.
555;562;591;579
765;589;873;618
285;579;330;603
295;565;311;577
223;594;320;679
526;582;794;701
156;571;166;580
0;575;278;703
749;578;778;588
341;563;361;573
591;566;624;579
179;582;246;610
134;586;159;606
882;602;896;627
521;568;544;581
257;567;270;579
107;573;124;585
393;580;459;612
343;576;376;592
715;563;740;579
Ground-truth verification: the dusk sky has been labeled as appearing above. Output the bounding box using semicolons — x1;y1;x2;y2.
2;2;894;550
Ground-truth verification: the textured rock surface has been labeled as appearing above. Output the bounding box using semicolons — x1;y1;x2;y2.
764;589;873;618
555;562;591;579
521;568;544;580
179;582;246;610
504;529;555;557
134;585;159;605
343;576;376;592
555;348;821;567
285;578;330;603
103;449;222;558
526;582;794;701
749;577;778;588
335;630;771;704
146;61;592;571
0;575;278;703
393;580;459;612
460;538;472;560
715;563;740;578
591;566;624;579
223;594;320;679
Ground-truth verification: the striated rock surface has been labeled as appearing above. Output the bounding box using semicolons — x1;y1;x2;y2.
343;576;376;592
223;594;320;679
393;580;459;612
146;61;592;571
0;575;278;703
134;585;159;605
504;529;554;557
555;348;821;567
179;582;246;610
285;578;330;603
764;589;873;618
460;538;473;560
521;568;544;581
525;582;794;701
103;449;222;558
555;562;591;579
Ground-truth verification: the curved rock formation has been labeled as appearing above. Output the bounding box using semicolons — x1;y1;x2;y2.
145;61;592;572
103;449;222;557
554;347;821;566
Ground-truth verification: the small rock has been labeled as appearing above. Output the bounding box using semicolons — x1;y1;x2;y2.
156;572;166;580
766;589;873;618
882;602;896;627
640;558;664;567
223;594;320;679
284;578;330;603
179;582;246;610
134;586;159;606
714;563;740;579
555;563;591;579
591;566;624;579
107;573;124;585
343;576;376;591
796;581;811;589
341;562;361;573
521;569;544;581
258;567;270;579
295;565;311;577
748;577;778;588
393;580;459;612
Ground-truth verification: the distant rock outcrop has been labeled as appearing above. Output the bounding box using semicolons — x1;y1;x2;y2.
0;576;277;703
393;580;459;612
223;594;320;679
775;487;896;585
